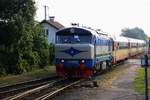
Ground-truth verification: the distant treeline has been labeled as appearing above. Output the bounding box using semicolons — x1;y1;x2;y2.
121;27;148;40
0;0;54;76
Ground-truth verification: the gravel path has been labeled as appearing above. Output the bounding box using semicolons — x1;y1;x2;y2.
54;59;145;100
94;60;144;100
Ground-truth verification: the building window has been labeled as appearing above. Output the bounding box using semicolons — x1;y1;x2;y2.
45;29;49;36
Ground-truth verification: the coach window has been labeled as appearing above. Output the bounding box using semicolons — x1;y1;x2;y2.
118;42;119;49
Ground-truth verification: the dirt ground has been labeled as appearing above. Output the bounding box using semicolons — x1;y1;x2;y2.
53;59;145;100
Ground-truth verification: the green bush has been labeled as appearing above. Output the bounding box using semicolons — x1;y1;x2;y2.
0;66;6;76
23;51;40;66
38;48;49;67
16;59;29;74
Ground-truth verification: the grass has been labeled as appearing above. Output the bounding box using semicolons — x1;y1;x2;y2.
0;65;55;87
134;67;150;94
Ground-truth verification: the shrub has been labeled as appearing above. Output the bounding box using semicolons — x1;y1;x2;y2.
16;59;29;74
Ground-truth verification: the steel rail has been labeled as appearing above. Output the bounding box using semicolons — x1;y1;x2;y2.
35;79;84;100
0;76;58;99
5;78;67;100
0;75;57;92
0;81;50;97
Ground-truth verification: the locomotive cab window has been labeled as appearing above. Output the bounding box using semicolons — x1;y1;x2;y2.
56;34;92;44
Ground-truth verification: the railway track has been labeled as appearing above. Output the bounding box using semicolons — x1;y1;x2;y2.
0;62;125;100
4;78;84;100
0;54;144;100
0;76;59;99
1;68;113;100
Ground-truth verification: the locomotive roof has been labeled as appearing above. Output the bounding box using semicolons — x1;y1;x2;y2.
57;27;96;35
57;27;110;39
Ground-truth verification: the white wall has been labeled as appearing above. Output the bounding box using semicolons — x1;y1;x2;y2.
42;23;58;44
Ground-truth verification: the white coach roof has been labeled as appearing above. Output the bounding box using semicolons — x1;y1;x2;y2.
111;35;128;42
127;37;145;43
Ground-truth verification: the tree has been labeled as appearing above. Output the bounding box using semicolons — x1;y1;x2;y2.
0;0;49;75
121;27;148;40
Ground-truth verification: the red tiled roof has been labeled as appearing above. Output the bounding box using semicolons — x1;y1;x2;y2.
41;20;64;30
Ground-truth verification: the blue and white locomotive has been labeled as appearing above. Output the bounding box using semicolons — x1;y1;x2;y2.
55;27;112;78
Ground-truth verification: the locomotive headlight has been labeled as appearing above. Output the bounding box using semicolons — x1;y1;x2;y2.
81;60;85;63
61;59;64;63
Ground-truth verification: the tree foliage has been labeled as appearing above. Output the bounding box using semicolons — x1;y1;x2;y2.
121;27;148;40
0;0;50;75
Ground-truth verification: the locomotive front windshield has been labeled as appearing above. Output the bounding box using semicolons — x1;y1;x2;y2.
56;34;92;44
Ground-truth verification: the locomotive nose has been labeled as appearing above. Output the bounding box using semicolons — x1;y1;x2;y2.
55;44;94;78
55;44;94;59
61;47;84;57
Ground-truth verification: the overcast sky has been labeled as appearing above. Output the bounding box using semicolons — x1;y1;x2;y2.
35;0;150;36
